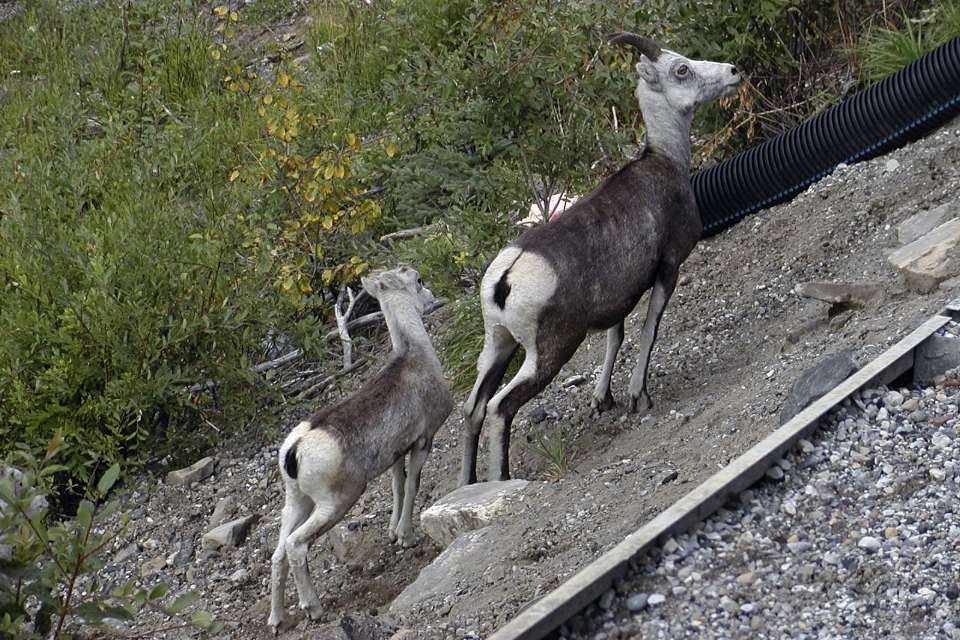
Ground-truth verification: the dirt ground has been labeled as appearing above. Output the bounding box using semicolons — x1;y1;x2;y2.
83;118;960;640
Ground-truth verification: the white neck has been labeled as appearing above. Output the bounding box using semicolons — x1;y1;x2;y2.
381;295;433;356
637;90;694;171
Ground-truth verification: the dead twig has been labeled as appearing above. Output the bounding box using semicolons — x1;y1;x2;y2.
322;298;447;341
334;283;364;368
298;360;366;400
379;223;438;243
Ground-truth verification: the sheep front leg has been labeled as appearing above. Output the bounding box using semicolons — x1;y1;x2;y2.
590;321;624;414
393;438;431;547
388;457;406;544
627;270;677;413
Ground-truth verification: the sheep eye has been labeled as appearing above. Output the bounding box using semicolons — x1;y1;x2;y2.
677;65;689;76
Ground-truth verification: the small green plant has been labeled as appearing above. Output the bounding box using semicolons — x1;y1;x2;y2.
528;429;576;483
0;434;220;639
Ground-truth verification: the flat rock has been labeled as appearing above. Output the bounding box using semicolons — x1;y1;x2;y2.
420;480;528;547
794;281;884;306
780;349;858;424
208;496;237;529
166;457;215;487
896;201;958;245
888;217;960;294
201;514;260;549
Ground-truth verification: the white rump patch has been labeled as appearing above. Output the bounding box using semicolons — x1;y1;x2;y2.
280;421;344;490
481;247;558;346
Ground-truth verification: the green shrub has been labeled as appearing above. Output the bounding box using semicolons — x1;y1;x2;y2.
0;0;302;482
0;435;220;639
1;0;950;486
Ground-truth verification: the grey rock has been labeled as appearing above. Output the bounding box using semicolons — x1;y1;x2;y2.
794;281;884;306
857;536;882;552
113;542;140;565
625;593;649;612
780;349;858;424
209;496;237;529
647;593;666;606
390;526;496;614
329;521;365;562
896;202;958;245
166;457;215;487
888;217;960;293
915;334;960;384
201;514;260;549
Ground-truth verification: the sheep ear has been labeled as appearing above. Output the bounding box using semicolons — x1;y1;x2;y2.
637;60;660;88
361;276;379;297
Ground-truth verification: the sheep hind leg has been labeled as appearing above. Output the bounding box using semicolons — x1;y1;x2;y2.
627;269;678;413
393;437;432;547
590;321;624;415
460;326;519;486
269;484;314;634
487;337;581;481
284;501;348;622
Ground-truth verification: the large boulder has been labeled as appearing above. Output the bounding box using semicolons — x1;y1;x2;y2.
390;526;499;615
420;480;528;547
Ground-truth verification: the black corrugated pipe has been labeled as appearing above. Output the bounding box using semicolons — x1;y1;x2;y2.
692;35;960;238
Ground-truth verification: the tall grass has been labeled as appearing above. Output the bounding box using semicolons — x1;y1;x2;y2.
856;0;960;81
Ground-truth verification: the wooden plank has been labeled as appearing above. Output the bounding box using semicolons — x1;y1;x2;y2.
489;312;952;640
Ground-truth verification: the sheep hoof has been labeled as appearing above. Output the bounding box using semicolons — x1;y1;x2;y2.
301;600;324;621
589;393;616;416
268;613;291;635
393;528;417;548
627;394;653;414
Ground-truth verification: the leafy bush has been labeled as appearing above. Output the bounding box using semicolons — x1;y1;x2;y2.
0;0;304;481
0;435;220;639
0;0;950;486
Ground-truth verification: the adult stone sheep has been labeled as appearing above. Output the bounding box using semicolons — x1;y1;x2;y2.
268;266;453;633
460;33;741;485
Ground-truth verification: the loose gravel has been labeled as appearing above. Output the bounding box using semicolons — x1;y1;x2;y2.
558;333;960;640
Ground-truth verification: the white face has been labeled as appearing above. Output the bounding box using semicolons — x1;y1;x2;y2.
637;49;740;114
414;273;436;307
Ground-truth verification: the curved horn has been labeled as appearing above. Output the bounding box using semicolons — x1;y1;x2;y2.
608;32;662;62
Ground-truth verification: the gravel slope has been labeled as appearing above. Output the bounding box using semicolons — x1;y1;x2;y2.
558;347;960;640
89;122;960;640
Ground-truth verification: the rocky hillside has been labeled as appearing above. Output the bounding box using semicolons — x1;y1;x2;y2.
76;119;960;640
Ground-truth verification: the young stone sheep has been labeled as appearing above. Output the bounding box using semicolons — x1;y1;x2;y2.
268;266;453;634
460;33;740;485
